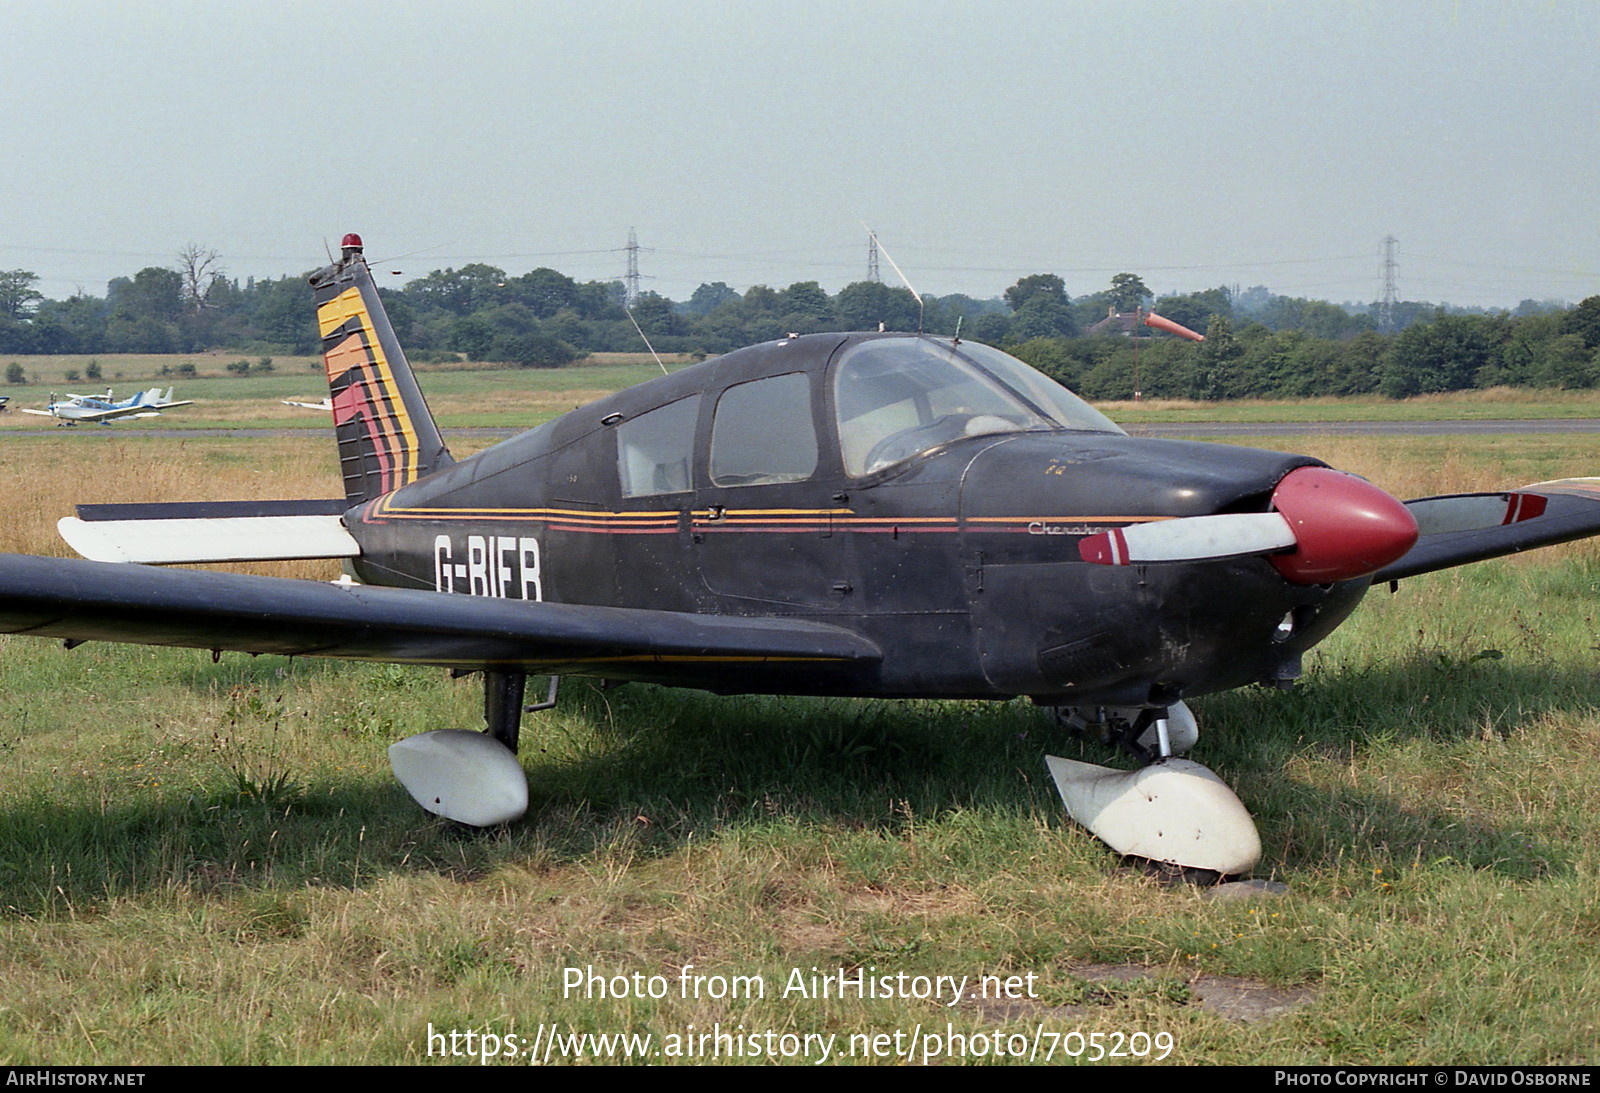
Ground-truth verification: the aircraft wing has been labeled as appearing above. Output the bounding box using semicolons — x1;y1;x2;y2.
1372;478;1600;583
70;404;173;422
0;553;882;689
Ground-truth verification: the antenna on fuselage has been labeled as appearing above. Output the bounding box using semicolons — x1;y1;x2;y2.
625;307;670;376
863;226;925;333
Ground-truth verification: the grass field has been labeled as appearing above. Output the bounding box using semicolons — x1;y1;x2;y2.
4;354;1599;432
0;354;691;431
2;424;1600;1065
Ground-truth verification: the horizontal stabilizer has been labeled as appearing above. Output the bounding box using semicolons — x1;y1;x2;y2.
59;514;360;564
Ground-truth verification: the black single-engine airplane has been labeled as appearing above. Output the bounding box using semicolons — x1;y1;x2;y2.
7;234;1600;875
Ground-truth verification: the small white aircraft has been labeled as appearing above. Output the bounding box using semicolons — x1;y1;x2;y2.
282;397;333;412
21;387;192;425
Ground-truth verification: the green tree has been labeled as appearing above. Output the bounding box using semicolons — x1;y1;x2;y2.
1564;295;1600;350
629;292;684;336
1004;273;1068;312
1528;334;1597;388
249;276;317;352
406;264;507;316
1381;313;1500;398
503;268;580;319
1191;315;1244;400
110;267;184;323
0;270;44;320
1153;291;1228;335
1107;273;1151;311
35;294;107;354
686;282;739;316
574;280;626;321
1008;297;1078;339
834;282;920;331
5;362;24;384
448;315;496;360
780;281;833;322
499;331;581;368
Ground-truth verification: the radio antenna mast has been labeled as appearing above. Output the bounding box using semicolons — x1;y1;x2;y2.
863;226;924;332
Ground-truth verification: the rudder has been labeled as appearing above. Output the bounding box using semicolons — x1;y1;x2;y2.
310;234;452;506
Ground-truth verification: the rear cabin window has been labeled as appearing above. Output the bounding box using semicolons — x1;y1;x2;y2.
617;395;699;497
709;373;818;486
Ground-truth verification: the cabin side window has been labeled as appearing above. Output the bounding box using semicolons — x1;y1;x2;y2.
709;373;818;487
617;395;700;497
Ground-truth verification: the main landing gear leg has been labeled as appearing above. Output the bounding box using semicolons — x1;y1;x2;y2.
386;670;552;827
1045;701;1261;879
483;670;527;752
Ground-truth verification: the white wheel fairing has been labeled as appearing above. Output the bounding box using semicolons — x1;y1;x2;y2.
1046;755;1261;876
388;729;529;826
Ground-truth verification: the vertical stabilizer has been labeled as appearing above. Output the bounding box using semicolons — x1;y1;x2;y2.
310;234;452;506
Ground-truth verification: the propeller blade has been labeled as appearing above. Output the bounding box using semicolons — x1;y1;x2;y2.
1079;466;1419;584
1078;513;1295;565
1142;310;1205;341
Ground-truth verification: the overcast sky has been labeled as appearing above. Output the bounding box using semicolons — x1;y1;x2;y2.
3;0;1595;309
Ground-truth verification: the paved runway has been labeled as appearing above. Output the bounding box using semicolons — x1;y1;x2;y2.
1128;418;1600;437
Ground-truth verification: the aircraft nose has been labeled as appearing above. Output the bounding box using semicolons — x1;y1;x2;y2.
1266;466;1418;584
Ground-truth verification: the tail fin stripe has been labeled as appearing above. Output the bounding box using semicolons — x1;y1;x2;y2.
310;246;451;506
322;329;417;487
318;301;422;492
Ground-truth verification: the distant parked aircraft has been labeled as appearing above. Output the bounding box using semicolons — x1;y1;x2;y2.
20;387;191;425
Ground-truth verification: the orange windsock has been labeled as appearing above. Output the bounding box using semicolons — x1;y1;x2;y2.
1143;310;1205;342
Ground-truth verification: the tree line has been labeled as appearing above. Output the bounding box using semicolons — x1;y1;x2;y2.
1;253;1595;399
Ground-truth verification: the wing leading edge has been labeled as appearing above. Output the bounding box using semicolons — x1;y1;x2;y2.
1373;478;1600;584
0;553;881;692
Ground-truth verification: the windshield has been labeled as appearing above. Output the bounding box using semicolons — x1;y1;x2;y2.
832;338;1121;475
